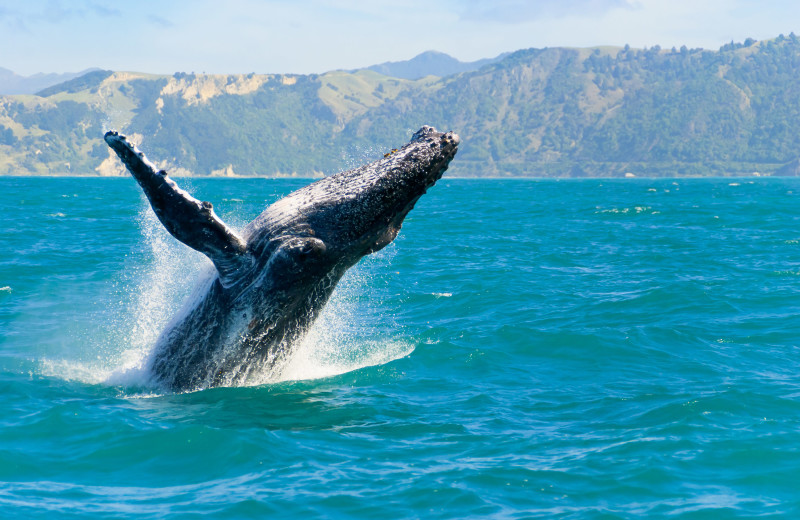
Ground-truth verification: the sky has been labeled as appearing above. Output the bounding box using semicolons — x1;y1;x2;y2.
2;0;800;76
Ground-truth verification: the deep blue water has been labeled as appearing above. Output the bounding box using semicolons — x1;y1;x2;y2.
3;176;800;518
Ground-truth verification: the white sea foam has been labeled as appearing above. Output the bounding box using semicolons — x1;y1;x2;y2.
597;206;653;215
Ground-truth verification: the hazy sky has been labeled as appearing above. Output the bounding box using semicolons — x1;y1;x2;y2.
2;0;800;76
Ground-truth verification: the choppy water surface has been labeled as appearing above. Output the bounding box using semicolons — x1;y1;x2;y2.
3;177;800;518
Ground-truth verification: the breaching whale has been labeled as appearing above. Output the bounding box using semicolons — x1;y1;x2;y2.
104;126;459;391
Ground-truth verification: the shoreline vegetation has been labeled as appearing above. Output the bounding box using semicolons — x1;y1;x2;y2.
3;36;800;178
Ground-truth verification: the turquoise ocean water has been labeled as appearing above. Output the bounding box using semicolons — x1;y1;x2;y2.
3;176;800;518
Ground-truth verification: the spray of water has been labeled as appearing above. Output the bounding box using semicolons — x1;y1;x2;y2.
42;197;413;392
39;205;206;387
259;248;414;385
106;206;212;386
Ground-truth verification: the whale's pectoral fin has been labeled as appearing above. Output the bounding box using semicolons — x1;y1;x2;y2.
104;131;250;287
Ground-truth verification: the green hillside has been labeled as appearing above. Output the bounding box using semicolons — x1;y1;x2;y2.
4;36;800;177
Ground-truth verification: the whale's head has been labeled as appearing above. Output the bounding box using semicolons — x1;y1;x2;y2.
244;126;459;290
310;125;460;259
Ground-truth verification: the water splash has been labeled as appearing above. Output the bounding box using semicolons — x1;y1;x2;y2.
267;248;414;384
40;204;207;387
43;197;411;391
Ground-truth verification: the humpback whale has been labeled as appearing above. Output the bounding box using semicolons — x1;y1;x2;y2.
104;126;459;391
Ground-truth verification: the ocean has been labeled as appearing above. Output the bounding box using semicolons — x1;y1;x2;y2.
2;176;800;518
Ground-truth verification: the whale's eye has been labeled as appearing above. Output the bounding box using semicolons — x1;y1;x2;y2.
299;241;317;255
274;237;327;269
268;237;328;279
291;237;325;256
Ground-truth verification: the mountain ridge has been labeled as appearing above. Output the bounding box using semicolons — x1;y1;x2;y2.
3;37;800;177
361;50;509;80
0;67;103;95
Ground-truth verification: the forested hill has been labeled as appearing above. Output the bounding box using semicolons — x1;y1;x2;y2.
3;36;800;177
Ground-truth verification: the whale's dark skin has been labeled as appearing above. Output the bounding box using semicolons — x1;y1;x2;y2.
104;126;459;391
